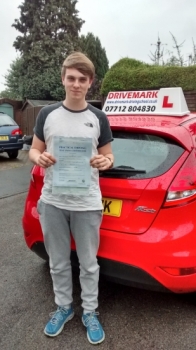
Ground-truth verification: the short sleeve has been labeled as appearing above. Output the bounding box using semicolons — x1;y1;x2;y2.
98;113;113;148
34;108;45;142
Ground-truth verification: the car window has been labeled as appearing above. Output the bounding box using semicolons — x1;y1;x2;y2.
101;131;184;179
0;114;17;126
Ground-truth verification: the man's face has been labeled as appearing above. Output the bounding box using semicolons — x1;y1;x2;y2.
62;68;92;101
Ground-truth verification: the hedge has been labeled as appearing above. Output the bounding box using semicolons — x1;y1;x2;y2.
108;57;149;71
101;60;196;95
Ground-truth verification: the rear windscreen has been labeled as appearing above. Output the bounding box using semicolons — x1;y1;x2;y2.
101;131;185;179
0;114;17;126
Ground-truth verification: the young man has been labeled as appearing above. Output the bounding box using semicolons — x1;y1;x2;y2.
29;52;114;345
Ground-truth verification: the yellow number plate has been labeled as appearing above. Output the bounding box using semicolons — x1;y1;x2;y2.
102;197;122;217
0;136;9;141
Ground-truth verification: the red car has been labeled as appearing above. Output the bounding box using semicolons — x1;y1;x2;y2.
22;88;196;293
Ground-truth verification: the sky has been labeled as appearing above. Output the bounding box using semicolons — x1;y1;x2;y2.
0;0;195;92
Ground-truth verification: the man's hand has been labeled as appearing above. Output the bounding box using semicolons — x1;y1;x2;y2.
90;154;112;171
36;151;56;168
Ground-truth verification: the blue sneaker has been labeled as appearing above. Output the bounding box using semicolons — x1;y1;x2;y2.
44;306;74;337
82;312;105;344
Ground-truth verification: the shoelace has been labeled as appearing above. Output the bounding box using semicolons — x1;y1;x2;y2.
49;307;69;325
83;312;100;331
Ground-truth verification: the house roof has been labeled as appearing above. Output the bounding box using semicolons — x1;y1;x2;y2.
0;98;23;108
21;99;102;111
21;99;58;110
28;99;58;107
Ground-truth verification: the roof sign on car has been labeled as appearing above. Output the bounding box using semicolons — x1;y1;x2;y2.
102;87;190;117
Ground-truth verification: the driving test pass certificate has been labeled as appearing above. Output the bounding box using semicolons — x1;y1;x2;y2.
52;136;92;195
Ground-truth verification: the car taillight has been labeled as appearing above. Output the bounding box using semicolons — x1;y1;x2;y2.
163;150;196;207
11;128;23;135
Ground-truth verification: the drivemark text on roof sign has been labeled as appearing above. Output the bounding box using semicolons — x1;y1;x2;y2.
108;91;158;99
103;90;158;115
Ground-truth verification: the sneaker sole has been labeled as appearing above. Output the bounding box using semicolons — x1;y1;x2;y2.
44;312;74;337
87;331;105;345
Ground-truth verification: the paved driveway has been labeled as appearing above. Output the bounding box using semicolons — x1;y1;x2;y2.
0;151;32;198
0;151;30;171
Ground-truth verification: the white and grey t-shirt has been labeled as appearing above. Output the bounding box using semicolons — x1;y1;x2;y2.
34;102;113;211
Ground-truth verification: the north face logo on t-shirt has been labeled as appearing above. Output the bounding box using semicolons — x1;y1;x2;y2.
84;122;93;128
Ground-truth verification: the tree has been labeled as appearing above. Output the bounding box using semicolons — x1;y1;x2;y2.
12;0;84;64
79;32;109;99
0;89;16;99
9;0;84;99
80;32;109;80
149;33;196;67
2;58;24;99
167;32;185;66
149;36;165;66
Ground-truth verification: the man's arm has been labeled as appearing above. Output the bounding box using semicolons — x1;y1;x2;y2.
90;142;114;171
29;135;56;168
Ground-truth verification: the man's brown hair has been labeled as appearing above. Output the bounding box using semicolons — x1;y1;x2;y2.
61;52;95;79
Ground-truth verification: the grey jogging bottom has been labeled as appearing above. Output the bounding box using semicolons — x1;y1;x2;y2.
37;200;103;312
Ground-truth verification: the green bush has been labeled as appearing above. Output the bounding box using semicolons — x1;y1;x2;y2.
101;59;196;95
109;57;149;71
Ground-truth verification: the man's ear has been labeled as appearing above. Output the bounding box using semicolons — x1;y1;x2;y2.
89;78;93;89
62;76;65;85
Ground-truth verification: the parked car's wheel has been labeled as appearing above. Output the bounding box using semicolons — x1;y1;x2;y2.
7;150;18;159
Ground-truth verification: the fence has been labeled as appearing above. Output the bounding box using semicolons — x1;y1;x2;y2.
21;106;42;136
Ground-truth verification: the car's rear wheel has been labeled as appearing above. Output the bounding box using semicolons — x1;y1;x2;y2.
7;150;19;159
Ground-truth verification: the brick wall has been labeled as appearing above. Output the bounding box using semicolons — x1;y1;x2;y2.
184;91;196;112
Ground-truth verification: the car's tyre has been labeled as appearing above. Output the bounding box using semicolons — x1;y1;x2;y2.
8;150;19;159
